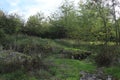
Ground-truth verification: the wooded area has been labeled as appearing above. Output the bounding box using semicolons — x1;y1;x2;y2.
0;0;120;80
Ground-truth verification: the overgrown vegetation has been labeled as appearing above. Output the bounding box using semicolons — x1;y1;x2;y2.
0;0;120;79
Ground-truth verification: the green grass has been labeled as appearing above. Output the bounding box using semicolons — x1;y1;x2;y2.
2;35;120;79
104;66;120;79
0;70;37;80
44;55;96;80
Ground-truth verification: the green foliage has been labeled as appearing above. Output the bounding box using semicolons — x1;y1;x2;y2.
0;12;23;35
44;55;96;80
34;69;53;79
95;46;118;66
49;25;68;39
0;70;37;80
0;0;118;41
0;0;120;79
1;35;59;55
0;35;120;79
0;29;6;44
48;0;81;39
22;12;45;36
0;49;47;74
104;66;120;79
0;50;32;73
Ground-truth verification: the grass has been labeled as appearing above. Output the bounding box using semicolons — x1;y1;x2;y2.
104;66;120;79
1;35;120;79
0;70;37;80
44;55;96;80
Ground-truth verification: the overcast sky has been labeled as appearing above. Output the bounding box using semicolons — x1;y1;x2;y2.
0;0;79;20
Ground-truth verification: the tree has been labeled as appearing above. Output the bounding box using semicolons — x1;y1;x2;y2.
78;0;113;42
7;14;23;34
78;1;99;41
109;0;120;45
49;0;80;39
23;12;44;36
48;13;68;38
0;12;23;35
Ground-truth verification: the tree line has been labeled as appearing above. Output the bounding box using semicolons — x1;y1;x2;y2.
0;0;120;44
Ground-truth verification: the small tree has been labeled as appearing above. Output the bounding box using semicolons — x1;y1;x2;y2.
23;12;44;36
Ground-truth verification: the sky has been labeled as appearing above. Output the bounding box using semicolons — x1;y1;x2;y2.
0;0;79;20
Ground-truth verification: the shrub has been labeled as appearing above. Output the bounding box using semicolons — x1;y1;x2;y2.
0;29;6;43
49;25;67;39
95;45;118;67
0;50;46;73
0;50;32;73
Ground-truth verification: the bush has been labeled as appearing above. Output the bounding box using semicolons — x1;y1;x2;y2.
0;29;6;45
0;50;45;73
95;45;118;67
1;35;55;55
49;25;67;39
0;50;32;73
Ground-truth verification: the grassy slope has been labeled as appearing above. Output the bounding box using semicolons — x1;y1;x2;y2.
32;38;120;79
0;35;120;79
44;55;96;80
